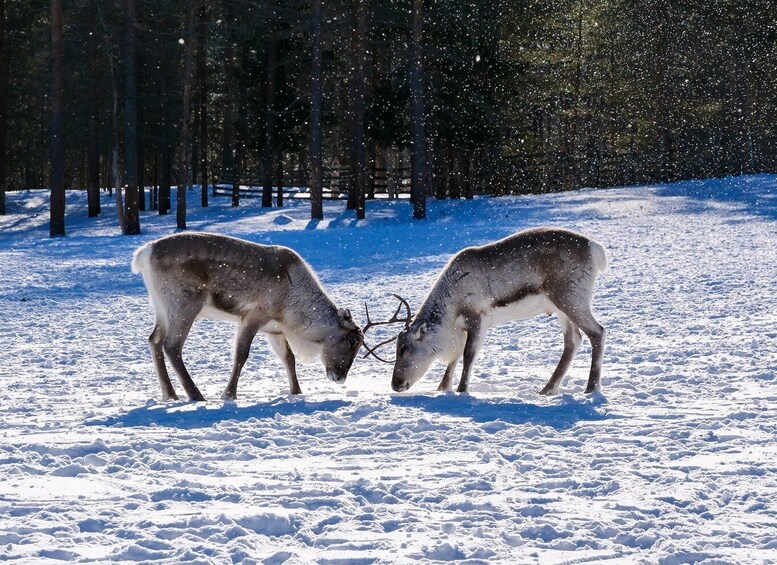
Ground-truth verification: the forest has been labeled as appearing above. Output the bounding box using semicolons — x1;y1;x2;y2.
0;0;775;234
1;3;776;561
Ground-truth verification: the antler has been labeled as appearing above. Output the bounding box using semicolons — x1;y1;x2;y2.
362;294;413;363
363;293;412;333
361;335;400;363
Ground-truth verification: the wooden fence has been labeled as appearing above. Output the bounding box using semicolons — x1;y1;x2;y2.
212;165;412;199
211;147;777;200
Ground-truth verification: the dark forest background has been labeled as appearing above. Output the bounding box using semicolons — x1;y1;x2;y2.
0;0;775;233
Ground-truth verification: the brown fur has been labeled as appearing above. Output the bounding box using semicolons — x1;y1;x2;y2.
133;232;363;401
391;228;607;395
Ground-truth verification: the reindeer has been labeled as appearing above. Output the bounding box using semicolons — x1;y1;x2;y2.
131;232;363;401
364;228;608;395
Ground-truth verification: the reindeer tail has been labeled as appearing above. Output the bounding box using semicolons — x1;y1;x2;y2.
590;240;609;274
131;243;153;275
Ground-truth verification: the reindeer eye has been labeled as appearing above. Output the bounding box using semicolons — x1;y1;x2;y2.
348;336;359;348
398;344;408;357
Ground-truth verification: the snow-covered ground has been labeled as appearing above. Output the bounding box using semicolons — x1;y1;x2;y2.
0;176;775;564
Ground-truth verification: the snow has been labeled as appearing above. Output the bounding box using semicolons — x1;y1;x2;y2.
1;175;775;564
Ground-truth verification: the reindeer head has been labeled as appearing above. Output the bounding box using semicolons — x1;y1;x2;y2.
321;308;364;384
391;320;438;392
362;294;433;392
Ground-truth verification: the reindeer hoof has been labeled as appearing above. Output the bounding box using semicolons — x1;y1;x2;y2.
584;385;600;394
539;384;560;396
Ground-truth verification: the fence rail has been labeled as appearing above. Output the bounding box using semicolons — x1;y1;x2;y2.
211;148;777;200
213;166;413;199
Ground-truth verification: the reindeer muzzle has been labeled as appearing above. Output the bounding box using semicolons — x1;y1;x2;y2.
391;380;409;393
327;369;347;384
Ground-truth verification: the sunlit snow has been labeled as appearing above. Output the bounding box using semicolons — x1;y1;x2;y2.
0;176;775;563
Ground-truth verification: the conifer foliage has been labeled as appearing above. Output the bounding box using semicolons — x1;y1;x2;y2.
0;0;774;231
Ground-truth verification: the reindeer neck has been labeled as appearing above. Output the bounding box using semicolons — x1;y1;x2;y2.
415;269;463;330
281;269;339;338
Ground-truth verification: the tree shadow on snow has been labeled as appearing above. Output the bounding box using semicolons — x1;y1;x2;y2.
390;393;611;430
653;174;777;220
87;398;351;429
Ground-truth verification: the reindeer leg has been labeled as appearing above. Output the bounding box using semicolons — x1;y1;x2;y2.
164;342;206;402
457;317;483;393
267;333;302;395
149;321;178;401
437;360;458;391
546;279;605;394
163;292;206;402
222;322;261;400
539;314;582;395
575;311;605;394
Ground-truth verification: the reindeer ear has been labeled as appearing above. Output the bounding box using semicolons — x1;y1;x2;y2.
338;308;352;321
412;322;428;340
337;308;356;329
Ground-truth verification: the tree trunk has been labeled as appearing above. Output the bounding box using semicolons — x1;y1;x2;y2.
567;0;584;190
409;0;426;219
465;151;474;199
122;0;140;234
732;9;753;174
137;135;145;211
95;1;124;229
367;144;377;200
86;4;100;217
426;137;436;198
385;148;397;200
192;104;199;192
433;140;445;199
177;1;199;229
449;146;461;199
159;141;171;214
353;0;367;219
222;42;236;205
345;19;358;211
232;88;245;208
655;0;671;182
232;123;242;207
0;0;8;215
151;150;158;210
424;141;434;197
309;0;323;220
103;147;110;195
276;150;283;207
750;59;763;172
261;24;277;208
112;144;125;232
197;4;208;207
136;51;145;213
50;0;66;236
